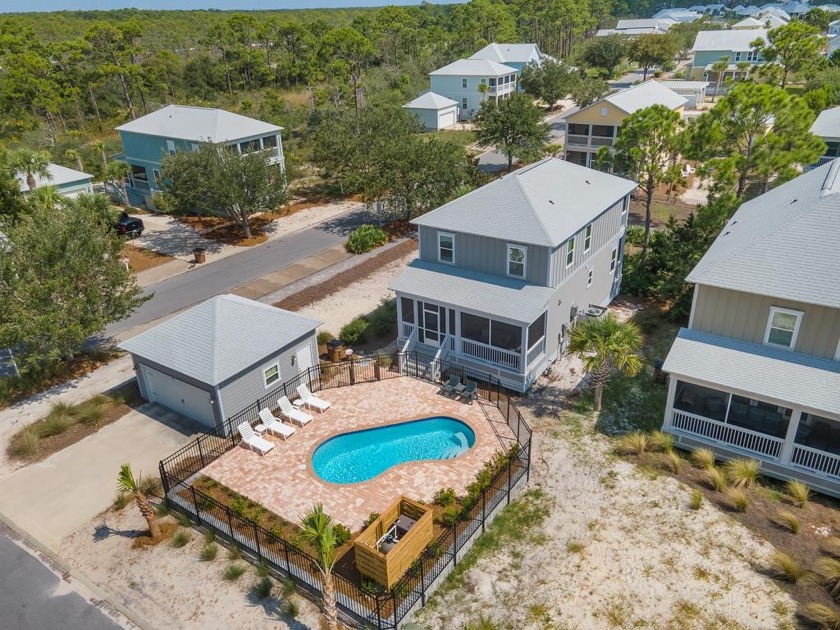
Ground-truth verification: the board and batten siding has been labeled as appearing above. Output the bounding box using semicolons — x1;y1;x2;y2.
691;285;840;360
216;332;318;422
417;226;551;286
550;197;626;286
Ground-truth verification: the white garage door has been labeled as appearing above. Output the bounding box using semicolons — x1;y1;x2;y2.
438;109;457;129
141;365;216;428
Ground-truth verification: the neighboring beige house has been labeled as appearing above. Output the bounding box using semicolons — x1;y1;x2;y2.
661;160;840;498
564;81;687;168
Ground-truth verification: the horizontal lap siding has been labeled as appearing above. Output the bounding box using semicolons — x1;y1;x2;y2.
691;285;840;359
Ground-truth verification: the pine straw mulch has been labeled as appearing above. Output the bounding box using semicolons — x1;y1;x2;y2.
132;521;180;548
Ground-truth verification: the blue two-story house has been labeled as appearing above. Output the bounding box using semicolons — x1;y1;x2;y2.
690;29;768;81
429;59;518;121
390;158;637;392
115;105;284;208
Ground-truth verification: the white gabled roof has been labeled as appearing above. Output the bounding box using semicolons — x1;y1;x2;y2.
412;157;637;248
403;92;459;110
16;162;93;191
656;80;710;91
469;43;541;64
430;58;518;77
692;29;768;52
116;105;282;143
603;80;688;115
733;17;765;27
120;295;322;386
616;18;676;30
687;160;840;310
811;106;840;139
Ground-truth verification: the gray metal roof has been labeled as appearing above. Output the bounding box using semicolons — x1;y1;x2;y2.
389;260;555;323
687;160;840;309
470;43;542;64
411;157;637;248
116;105;282;143
605;80;688;114
733;17;765;27
429;59;518;77
403;92;459;110
656;80;710;91
811;106;840;139
16;163;92;191
616;18;676;30
692;29;768;52
663;328;840;415
119;295;321;386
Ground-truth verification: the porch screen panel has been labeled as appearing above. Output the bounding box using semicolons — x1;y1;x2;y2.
401;297;414;324
490;320;521;351
527;313;546;349
461;313;489;345
449;309;456;336
796;414;840;455
727;395;791;438
673;381;730;421
439;305;447;335
417;302;424;343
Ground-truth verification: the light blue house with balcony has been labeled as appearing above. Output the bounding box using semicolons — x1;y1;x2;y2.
690;29;768;80
115;105;284;208
429;59;518;121
469;43;543;74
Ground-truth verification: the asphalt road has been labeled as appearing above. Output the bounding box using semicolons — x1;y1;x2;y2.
0;531;123;630
106;205;368;337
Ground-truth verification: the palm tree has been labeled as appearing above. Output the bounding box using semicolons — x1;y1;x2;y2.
28;186;62;212
710;55;730;102
65;149;85;173
478;82;490;103
9;149;51;191
568;314;643;412
91;140;108;167
117;464;162;539
299;504;339;630
70;192;120;226
104;161;131;207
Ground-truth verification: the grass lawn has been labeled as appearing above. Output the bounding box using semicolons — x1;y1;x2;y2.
432;129;477;151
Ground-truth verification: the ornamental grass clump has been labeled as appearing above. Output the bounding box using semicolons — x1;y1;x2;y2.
691;447;716;470
724;458;760;488
776;510;801;534
802;603;840;630
767;549;809;583
616;431;648;456
787;479;811;508
817;557;840;599
706;467;727;492
724;487;749;512
649;430;675;453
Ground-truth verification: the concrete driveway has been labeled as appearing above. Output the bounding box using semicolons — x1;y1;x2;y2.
0;404;196;552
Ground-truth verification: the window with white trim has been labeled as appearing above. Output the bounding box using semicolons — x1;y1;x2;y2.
166;139;176;155
153;169;162;186
462;78;468;88
438;232;455;264
507;244;527;278
610;248;617;273
566;238;575;267
587;269;593;287
462;98;468;110
263;363;280;388
763;307;803;349
584;224;593;252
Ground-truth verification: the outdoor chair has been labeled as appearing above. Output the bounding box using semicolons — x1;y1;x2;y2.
236;422;274;456
258;408;296;441
440;375;461;397
459;380;478;403
278;396;313;426
296;384;332;412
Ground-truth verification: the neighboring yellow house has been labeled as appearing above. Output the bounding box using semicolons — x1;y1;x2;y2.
564;81;687;168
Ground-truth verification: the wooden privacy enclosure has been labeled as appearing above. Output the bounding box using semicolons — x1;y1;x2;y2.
354;496;434;589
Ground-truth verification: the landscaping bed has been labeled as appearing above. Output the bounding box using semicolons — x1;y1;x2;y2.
121;243;176;273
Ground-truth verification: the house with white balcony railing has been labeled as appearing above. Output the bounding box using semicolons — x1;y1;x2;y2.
661;159;840;498
806;106;840;172
429;59;518;121
563;81;686;169
390;157;636;392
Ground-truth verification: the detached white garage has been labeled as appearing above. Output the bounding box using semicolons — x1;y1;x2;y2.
403;92;459;131
120;295;321;434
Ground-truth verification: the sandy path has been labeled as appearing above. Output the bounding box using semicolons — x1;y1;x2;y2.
297;251;417;337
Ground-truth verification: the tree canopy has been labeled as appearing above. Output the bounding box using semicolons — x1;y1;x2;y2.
627;34;677;81
474;92;550;170
753;21;824;89
519;59;575;109
578;35;626;78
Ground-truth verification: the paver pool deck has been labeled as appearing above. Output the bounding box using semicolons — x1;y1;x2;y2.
202;377;516;529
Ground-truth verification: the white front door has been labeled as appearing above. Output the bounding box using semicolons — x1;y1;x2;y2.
422;302;442;348
295;346;313;372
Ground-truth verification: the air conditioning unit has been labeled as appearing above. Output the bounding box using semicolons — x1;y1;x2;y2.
584;306;607;319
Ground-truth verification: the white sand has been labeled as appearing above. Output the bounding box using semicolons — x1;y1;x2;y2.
61;508;321;630
297;251;417;338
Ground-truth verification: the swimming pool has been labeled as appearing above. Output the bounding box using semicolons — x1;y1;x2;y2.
312;417;476;484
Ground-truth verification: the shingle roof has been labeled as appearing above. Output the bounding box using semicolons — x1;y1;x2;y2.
411;157;637;247
811;106;840;139
692;29;768;52
604;80;688;114
403;92;459;110
119;295;321;386
469;43;541;64
16;163;92;190
616;18;675;30
116;105;282;143
389;260;556;323
429;59;518;77
663;329;840;415
656;80;710;90
687;160;840;309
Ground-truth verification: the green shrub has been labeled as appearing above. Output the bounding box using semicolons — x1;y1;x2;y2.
317;331;335;345
227;544;242;560
378;355;394;369
434;487;457;507
9;427;40;458
200;543;218;561
281;598;300;618
688;490;702;510
113;492;131;510
625;225;645;246
346;224;388;254
172;530;192;548
256;561;270;578
39;414;72;438
333;523;352;547
253;576;273;599
366;298;397;338
363;512;380;529
439;504;462;527
280;576;296;598
340;317;369;346
223;563;247;581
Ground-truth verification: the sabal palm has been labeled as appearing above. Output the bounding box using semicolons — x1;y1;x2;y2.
10;149;51;191
70;192;120;226
299;503;338;630
568;314;643;411
28;186;62;212
65;149;85;172
117;464;161;539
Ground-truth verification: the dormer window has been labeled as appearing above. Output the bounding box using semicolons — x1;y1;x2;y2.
764;307;802;349
507;244;527;278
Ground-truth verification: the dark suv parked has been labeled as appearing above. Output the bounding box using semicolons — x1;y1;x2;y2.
115;212;144;238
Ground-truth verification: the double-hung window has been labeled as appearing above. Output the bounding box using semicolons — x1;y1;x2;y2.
584;224;593;252
462;78;468;88
438;232;455;264
764;307;803;349
263;363;280;388
507;244;527;278
566;238;575;267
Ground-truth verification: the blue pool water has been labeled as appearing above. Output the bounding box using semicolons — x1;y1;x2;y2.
312;417;476;484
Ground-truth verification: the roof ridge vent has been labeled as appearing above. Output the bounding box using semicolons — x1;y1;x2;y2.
820;159;840;197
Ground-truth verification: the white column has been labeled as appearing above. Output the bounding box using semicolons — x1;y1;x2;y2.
779;409;803;465
662;376;678;428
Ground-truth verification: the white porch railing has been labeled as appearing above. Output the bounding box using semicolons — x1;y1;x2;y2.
590;136;614;147
461;338;520;371
791;444;840;479
400;322;415;340
566;134;589;146
671;410;784;459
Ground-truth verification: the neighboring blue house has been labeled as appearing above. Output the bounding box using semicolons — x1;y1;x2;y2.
15;163;94;198
403;92;460;130
690;29;768;81
429;59;518;121
469;43;543;74
115;105;284;208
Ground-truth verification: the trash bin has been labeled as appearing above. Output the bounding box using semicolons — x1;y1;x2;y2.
653;360;666;384
327;339;345;363
193;247;206;264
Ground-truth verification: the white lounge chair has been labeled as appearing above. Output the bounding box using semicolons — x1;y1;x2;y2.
258;408;296;441
236;422;274;456
278;396;313;426
296;384;332;412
